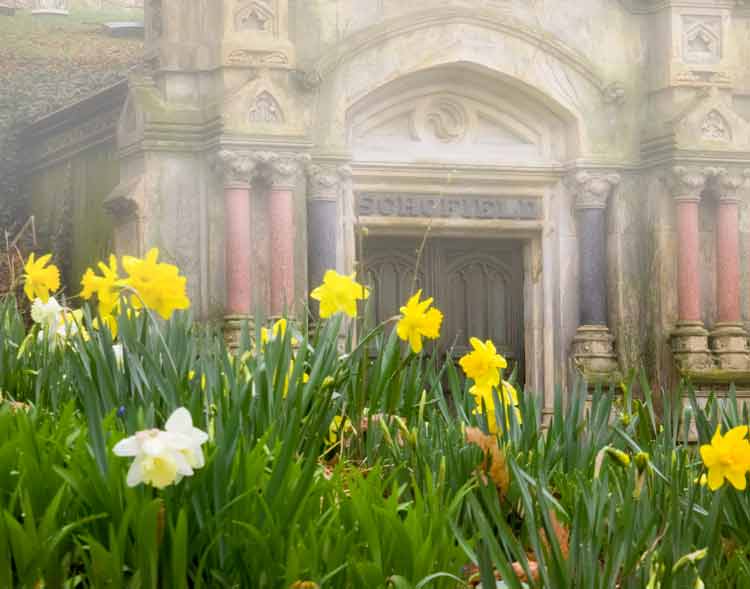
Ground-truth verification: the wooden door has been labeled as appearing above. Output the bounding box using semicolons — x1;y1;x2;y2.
362;236;524;379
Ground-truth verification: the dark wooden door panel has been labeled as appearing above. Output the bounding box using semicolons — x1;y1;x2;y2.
361;236;524;381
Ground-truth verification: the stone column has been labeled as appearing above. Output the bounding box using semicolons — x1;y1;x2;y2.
710;170;750;369
263;153;309;317
571;171;621;379
216;150;257;341
306;164;350;316
669;166;713;371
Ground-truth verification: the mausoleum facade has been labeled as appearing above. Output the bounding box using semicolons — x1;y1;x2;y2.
20;0;750;405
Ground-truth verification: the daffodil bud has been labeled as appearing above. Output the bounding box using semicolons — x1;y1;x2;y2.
634;451;650;472
605;447;631;468
672;548;707;574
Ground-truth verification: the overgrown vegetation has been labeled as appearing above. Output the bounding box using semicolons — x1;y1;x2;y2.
1;252;750;586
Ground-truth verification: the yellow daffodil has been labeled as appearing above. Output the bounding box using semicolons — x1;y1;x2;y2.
310;270;369;319
260;318;299;345
188;370;207;391
23;253;60;302
326;415;354;446
459;338;507;390
700;425;750;491
121;248;190;320
281;360;309;398
471;380;521;434
80;255;121;316
396;290;443;353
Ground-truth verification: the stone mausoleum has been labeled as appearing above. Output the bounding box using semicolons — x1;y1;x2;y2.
18;0;750;409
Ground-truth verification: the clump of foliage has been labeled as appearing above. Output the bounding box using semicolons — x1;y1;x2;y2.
1;251;750;588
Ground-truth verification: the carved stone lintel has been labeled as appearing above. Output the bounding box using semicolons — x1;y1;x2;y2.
710;323;750;370
668;166;710;202
214;150;258;188
672;321;715;372
571;325;620;381
572;171;621;210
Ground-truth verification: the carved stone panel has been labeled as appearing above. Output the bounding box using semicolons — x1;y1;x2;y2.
234;0;274;33
682;16;722;65
249;91;283;124
357;192;542;220
701;110;730;141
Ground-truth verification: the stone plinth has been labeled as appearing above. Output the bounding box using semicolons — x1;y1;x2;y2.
710;323;750;370
572;325;621;382
672;321;714;372
223;315;254;352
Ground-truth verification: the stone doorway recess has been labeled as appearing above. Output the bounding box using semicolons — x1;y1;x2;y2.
361;235;525;381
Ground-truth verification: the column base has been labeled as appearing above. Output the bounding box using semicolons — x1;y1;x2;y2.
223;314;255;351
710;322;750;370
671;321;714;372
571;325;621;383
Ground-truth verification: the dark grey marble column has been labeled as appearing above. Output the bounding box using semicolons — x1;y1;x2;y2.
571;171;620;379
577;207;608;326
306;164;349;315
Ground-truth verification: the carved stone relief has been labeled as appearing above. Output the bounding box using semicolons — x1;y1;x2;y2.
235;0;274;33
682;16;722;65
249;91;283;124
421;98;468;144
701;109;730;141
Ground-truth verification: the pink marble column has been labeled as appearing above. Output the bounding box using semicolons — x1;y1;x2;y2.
216;151;256;340
711;171;750;370
266;154;308;317
675;197;702;322
225;184;253;315
716;175;743;324
669;166;713;372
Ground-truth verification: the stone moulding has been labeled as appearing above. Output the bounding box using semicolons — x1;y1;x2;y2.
310;6;607;92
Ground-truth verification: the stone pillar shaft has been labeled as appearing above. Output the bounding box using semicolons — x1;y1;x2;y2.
225;184;254;315
675;198;702;322
669;166;713;372
570;171;621;381
269;186;296;316
577;207;607;326
263;153;308;317
306;164;348;315
709;171;749;370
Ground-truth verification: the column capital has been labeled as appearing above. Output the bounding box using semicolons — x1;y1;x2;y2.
714;168;749;204
668;166;712;202
213;150;258;189
571;170;620;210
307;164;352;200
257;152;311;190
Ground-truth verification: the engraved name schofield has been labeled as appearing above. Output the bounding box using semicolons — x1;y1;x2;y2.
357;193;542;220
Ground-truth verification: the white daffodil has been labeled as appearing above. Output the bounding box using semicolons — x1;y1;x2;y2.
113;428;192;489
112;344;124;369
31;296;62;339
164;407;209;469
112;407;208;489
